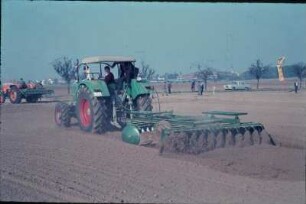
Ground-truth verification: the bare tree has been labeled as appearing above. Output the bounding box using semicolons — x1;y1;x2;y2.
52;57;77;94
292;62;306;88
196;64;213;90
139;61;156;80
249;59;269;89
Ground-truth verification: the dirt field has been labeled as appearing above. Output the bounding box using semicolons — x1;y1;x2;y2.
0;87;305;203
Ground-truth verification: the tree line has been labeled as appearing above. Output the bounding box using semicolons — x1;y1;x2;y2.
52;57;306;93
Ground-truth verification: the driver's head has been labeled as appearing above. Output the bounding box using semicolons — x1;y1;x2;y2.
104;66;110;73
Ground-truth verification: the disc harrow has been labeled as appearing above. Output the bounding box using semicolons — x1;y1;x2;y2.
121;110;277;155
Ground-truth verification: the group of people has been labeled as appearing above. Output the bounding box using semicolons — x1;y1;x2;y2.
82;62;137;86
191;81;205;95
81;62;140;99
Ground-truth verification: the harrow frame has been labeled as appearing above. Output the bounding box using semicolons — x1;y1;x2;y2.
121;110;275;154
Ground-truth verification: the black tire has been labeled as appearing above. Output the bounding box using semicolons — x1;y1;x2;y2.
9;86;22;104
54;102;71;127
0;94;5;104
26;96;39;103
76;86;108;133
117;100;130;128
135;94;153;111
104;97;113;122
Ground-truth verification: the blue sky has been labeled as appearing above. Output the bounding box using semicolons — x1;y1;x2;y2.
1;1;306;81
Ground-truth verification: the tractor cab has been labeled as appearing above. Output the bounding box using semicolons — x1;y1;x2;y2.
75;56;139;91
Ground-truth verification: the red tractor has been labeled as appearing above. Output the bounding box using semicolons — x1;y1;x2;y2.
0;81;53;104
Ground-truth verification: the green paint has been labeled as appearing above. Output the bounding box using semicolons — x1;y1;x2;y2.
71;79;110;101
121;123;140;145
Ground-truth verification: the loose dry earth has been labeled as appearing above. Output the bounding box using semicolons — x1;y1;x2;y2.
0;87;305;203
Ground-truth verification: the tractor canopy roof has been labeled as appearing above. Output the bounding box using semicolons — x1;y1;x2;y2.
81;56;136;64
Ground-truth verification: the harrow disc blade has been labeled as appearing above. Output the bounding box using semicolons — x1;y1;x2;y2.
166;131;188;153
215;131;225;148
254;125;264;134
224;132;232;147
242;130;253;146
239;127;246;136
235;133;245;148
230;128;238;137
196;130;209;153
207;132;216;151
252;127;261;145
222;128;229;136
188;131;202;154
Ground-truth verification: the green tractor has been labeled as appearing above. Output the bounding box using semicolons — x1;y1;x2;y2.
54;56;155;133
54;56;278;154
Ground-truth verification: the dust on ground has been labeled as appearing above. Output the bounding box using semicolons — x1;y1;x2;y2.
0;86;305;203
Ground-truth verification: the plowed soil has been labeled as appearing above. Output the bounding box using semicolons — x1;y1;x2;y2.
0;87;305;203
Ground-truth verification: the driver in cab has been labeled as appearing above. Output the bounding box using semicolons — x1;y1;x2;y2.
104;66;116;97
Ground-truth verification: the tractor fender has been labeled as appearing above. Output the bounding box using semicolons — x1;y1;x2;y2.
78;80;110;97
129;79;151;100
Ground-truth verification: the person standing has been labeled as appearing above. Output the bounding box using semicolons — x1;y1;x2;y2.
104;66;117;106
191;81;195;92
167;81;172;94
19;78;27;89
294;80;299;93
197;81;201;95
83;65;91;80
104;66;115;85
200;82;204;95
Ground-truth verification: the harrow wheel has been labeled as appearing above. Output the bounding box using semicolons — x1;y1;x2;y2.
76;86;108;133
54;102;71;127
9;86;22;104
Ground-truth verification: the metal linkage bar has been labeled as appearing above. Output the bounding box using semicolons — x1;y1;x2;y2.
202;111;248;116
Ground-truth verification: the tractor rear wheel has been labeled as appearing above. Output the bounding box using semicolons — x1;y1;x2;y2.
136;94;153;111
0;94;5;104
54;102;71;127
76;87;108;133
9;86;22;104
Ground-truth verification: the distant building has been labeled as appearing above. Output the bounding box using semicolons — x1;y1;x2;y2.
157;76;165;81
179;73;197;81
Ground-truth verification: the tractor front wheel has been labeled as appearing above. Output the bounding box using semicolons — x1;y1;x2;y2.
9;87;22;104
54;102;71;127
76;87;107;133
